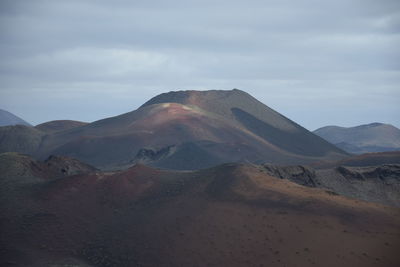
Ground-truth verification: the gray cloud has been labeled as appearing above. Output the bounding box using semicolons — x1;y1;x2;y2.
0;0;399;129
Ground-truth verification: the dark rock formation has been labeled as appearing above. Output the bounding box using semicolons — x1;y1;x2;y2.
336;166;365;180
262;164;318;187
44;155;98;178
336;164;400;184
262;163;400;207
133;145;177;163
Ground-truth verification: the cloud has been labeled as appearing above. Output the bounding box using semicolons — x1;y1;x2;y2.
0;0;399;129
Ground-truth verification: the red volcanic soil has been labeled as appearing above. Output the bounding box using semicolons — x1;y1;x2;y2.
1;156;399;267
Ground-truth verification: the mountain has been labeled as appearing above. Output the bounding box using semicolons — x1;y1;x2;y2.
0;109;31;126
314;123;400;154
1;153;399;267
0;89;348;170
35;120;88;133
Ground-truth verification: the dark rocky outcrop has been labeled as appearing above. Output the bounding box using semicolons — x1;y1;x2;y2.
336;164;400;184
262;163;400;207
336;166;365;180
316;164;400;207
133;145;177;164
262;164;318;187
44;155;98;178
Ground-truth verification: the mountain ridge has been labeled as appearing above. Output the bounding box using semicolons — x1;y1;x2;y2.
314;122;400;154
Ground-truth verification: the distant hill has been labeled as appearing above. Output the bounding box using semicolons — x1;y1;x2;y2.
35;120;88;133
314;123;400;154
0;109;31;126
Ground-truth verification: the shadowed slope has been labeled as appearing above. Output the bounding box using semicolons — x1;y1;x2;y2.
231;108;340;156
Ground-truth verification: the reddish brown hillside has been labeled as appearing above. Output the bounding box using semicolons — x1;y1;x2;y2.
1;154;399;267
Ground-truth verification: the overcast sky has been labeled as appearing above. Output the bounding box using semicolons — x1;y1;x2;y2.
0;0;399;130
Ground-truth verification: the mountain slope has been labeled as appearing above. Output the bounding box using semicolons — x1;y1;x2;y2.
0;154;399;267
0;109;31;126
314;123;400;154
142;89;346;157
1;89;348;169
0;125;44;155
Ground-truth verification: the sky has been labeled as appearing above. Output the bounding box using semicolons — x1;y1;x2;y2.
0;0;399;130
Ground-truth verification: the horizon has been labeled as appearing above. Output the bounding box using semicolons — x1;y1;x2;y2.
0;0;399;130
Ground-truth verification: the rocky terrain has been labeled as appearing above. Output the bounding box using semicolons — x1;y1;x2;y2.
314;123;400;154
0;153;399;267
262;162;400;207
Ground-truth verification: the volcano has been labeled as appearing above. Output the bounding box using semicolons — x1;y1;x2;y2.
0;89;347;170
